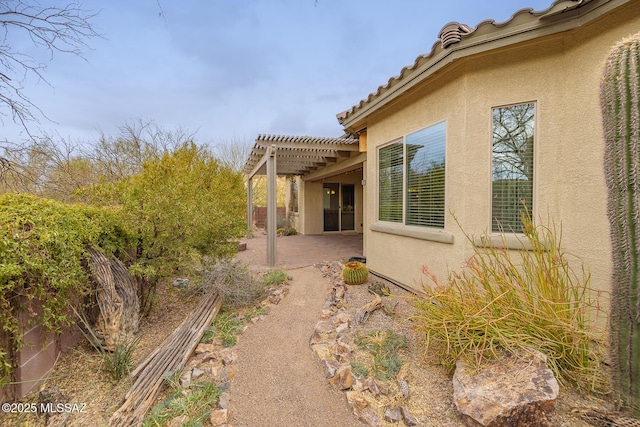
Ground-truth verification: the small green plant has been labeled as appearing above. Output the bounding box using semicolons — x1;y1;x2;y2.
342;261;369;285
101;336;141;382
409;214;607;394
263;268;289;286
243;307;268;322
74;308;140;382
350;361;370;378
368;281;390;296
382;300;399;317
143;379;221;426
212;312;244;347
200;326;217;344
356;330;407;381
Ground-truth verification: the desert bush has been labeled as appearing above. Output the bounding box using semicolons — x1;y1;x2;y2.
0;193;132;386
409;215;608;394
196;258;266;309
82;142;247;315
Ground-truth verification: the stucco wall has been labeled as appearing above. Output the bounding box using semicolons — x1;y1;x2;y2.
363;3;640;297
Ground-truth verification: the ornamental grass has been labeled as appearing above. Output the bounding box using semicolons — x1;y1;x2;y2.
409;215;609;395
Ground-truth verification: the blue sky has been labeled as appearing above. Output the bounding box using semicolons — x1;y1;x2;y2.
2;0;554;147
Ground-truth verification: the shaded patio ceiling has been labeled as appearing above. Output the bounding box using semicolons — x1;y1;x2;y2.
243;134;359;178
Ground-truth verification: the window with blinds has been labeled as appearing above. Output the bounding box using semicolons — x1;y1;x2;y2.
492;103;535;232
378;141;403;222
378;121;446;228
406;122;446;228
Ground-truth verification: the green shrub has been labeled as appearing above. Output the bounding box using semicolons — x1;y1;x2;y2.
82;142;248;315
0;193;132;385
263;268;289;286
409;215;607;394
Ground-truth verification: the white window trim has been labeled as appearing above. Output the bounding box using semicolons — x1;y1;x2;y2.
374;120;450;244
486;100;538;250
488;100;540;237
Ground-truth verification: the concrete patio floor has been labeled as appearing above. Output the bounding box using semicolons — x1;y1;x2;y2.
236;232;363;270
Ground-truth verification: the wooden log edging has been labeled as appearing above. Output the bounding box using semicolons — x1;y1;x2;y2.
109;288;222;427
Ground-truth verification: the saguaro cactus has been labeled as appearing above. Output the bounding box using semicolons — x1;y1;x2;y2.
601;32;640;414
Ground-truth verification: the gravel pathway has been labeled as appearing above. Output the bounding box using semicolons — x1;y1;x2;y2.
229;266;364;427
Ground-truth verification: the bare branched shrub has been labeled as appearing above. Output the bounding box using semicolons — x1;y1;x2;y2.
195;258;267;309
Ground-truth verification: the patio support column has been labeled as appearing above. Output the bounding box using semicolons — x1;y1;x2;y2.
267;145;277;267
246;177;253;232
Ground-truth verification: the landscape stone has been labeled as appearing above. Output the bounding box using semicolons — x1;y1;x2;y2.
330;364;354;389
191;367;204;380
309;325;337;345
321;359;341;379
219;348;237;365
218;392;231;409
346;391;369;413
209;408;228;426
336;322;349;334
400;406;419;426
311;343;332;360
453;350;559;427
330;341;354;363
384;407;403;423
335;311;351;324
195;343;216;354
358;408;382;427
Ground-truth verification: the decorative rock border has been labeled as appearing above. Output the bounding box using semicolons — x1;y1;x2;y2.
310;262;419;427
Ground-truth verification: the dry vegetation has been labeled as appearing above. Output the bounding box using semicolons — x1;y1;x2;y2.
317;261;615;427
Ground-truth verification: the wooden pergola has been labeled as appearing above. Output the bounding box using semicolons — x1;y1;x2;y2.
244;134;359;266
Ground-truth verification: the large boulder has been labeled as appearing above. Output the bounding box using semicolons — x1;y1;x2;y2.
453;349;559;427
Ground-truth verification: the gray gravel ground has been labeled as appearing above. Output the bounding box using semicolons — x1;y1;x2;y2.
229;266;365;427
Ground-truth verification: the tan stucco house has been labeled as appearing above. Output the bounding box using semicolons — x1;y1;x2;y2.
244;0;640;296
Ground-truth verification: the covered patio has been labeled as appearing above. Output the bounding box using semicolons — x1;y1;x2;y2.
238;232;363;270
244;134;366;267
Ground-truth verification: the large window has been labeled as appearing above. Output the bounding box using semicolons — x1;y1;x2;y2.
492;103;535;232
378;121;446;228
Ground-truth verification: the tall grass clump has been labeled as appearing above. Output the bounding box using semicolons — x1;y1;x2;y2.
409;215;608;394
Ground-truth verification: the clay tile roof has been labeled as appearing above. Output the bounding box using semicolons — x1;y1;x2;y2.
338;0;601;129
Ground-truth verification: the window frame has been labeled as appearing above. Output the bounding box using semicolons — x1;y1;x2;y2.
489;101;537;236
376;120;447;232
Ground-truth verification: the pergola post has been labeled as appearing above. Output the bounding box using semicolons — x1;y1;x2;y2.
267;145;277;267
246;177;253;233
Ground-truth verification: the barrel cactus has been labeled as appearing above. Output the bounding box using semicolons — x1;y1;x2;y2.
342;261;369;285
601;31;640;415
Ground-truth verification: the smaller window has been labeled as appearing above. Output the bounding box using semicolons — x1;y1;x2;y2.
378;141;403;223
406;122;446;228
491;103;535;232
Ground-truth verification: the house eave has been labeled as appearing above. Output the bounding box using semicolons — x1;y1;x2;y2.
339;0;629;132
